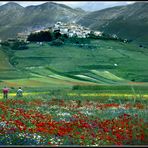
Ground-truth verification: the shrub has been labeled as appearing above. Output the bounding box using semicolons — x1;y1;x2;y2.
27;31;54;42
1;41;10;46
11;41;28;50
50;39;64;46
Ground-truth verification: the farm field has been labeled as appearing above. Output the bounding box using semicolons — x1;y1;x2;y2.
0;39;148;89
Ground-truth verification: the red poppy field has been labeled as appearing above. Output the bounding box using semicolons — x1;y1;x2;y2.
0;97;147;146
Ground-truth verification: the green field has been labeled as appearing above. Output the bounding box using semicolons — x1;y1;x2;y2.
0;39;148;95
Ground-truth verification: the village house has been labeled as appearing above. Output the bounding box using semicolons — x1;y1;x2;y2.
17;21;103;41
52;21;92;38
7;38;17;43
33;28;49;33
17;32;30;42
93;31;102;36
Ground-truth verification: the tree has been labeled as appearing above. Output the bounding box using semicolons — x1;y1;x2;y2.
53;30;62;40
27;31;54;42
1;41;10;46
59;34;68;42
50;38;64;46
11;41;28;50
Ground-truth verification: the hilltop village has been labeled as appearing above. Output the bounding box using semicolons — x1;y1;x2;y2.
16;22;102;42
0;21;129;47
52;22;102;38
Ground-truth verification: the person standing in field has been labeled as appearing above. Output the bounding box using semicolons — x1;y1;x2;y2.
2;86;9;99
16;87;23;97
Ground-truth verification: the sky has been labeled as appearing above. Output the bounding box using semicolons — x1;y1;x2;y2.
0;1;136;11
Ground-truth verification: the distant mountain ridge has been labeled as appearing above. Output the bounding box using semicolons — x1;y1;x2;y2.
77;2;148;46
0;2;86;39
0;1;148;47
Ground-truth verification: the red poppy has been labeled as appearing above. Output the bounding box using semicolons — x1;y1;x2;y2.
80;135;85;140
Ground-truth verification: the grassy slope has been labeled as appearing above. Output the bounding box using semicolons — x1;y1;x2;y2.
14;40;148;81
0;39;148;90
0;46;32;80
0;44;98;88
0;49;13;70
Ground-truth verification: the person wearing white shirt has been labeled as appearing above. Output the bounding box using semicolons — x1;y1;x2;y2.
16;87;23;97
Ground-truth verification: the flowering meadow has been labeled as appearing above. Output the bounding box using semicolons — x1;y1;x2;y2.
0;96;148;146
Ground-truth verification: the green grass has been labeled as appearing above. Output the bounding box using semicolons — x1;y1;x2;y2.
13;42;124;71
90;70;125;81
13;40;148;82
0;38;148;91
0;47;32;80
0;48;13;70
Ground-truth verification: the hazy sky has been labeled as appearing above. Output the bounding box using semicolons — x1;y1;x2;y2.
0;1;136;11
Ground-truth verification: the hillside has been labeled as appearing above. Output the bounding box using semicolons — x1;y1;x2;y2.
0;38;148;90
0;2;86;40
0;1;147;47
13;40;148;82
0;48;13;70
77;2;148;47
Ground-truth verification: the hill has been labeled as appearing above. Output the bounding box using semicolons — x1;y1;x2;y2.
13;40;148;82
0;1;147;47
77;2;148;47
1;38;148;88
0;2;86;40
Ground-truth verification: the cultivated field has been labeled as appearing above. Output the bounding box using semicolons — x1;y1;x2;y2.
0;39;148;89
